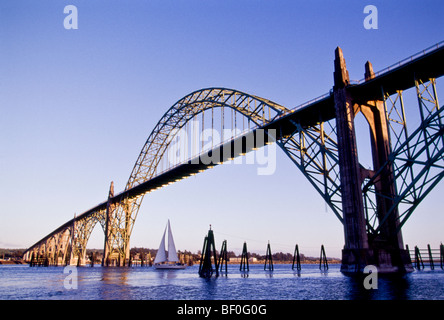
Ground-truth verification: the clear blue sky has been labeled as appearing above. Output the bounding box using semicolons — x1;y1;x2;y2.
1;0;443;258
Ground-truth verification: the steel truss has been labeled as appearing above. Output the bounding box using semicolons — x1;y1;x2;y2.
29;228;69;266
277;78;443;238
362;78;444;235
277;117;343;222
70;210;105;265
26;209;106;266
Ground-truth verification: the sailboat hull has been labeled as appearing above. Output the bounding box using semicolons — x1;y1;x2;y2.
154;263;187;270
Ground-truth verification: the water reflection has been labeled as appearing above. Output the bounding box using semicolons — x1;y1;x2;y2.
100;267;129;284
200;276;219;299
2;264;442;300
344;273;412;300
154;269;179;280
378;274;412;300
293;270;301;277
99;267;131;299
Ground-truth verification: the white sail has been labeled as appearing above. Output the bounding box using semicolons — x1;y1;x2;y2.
167;219;179;262
154;225;167;264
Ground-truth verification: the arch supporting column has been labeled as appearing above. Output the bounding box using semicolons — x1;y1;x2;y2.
334;47;412;273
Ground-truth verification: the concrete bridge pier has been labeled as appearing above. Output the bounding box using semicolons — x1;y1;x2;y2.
333;47;413;273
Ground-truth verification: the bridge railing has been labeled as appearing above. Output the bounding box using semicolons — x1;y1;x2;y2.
288;42;444;109
289;91;332;113
350;40;444;85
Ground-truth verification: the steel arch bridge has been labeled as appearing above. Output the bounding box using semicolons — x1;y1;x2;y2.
104;88;290;265
24;42;444;273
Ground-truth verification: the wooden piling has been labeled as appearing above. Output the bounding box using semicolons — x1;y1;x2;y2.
414;246;424;270
264;241;273;271
319;245;328;271
427;244;434;270
198;226;219;278
440;243;444;270
292;244;301;271
240;242;249;272
218;240;228;275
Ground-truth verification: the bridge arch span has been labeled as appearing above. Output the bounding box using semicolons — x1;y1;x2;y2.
103;87;289;264
126;87;289;190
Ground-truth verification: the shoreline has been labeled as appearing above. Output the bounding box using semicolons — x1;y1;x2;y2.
0;260;26;265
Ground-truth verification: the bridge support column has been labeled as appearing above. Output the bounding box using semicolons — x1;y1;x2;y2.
68;214;77;265
61;229;71;265
102;181;135;267
334;47;412;273
103;181;115;266
359;61;412;273
334;47;371;273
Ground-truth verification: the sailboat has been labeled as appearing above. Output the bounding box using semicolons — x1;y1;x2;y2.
154;220;186;269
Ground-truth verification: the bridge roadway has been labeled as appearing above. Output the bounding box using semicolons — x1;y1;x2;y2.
27;42;444;250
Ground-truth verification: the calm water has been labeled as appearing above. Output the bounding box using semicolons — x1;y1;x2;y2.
1;264;444;300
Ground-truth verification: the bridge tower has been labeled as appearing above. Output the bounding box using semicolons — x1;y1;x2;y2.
333;47;412;273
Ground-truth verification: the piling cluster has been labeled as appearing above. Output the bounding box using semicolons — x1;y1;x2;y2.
197;227;331;278
406;243;444;270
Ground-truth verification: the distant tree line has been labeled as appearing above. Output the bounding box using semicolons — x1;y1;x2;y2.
0;248;25;260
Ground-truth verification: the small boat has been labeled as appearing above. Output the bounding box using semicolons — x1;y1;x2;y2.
154;220;186;269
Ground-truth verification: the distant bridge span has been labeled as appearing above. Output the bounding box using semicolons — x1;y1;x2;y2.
24;42;444;273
